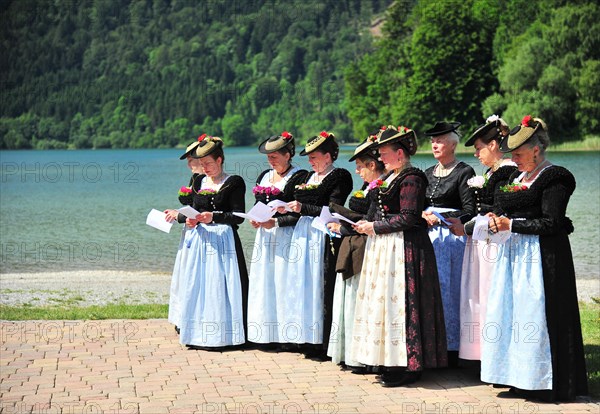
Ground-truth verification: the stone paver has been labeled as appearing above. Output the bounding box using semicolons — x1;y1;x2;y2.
1;319;598;414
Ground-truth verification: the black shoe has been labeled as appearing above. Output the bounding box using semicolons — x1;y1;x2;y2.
174;326;180;335
350;366;368;375
378;372;421;388
186;345;226;352
447;351;459;368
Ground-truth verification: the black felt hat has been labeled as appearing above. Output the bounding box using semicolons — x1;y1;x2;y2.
424;121;461;137
377;125;418;156
348;132;379;162
465;116;509;147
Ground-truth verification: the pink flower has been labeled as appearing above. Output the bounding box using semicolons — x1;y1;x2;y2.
179;186;192;195
521;115;533;127
319;131;329;139
281;131;292;140
198;133;207;141
253;185;281;196
367;179;388;191
197;188;217;195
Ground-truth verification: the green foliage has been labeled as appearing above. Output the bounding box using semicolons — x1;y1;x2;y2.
344;0;598;143
0;0;388;149
2;0;597;148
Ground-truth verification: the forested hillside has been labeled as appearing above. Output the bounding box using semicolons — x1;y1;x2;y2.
1;0;598;149
346;0;599;141
0;0;390;149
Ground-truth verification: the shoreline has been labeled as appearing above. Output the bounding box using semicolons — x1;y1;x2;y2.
1;270;598;308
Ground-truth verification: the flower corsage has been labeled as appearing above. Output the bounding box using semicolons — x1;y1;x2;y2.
178;186;193;205
179;186;192;196
353;190;366;198
252;185;282;196
500;183;527;193
467;175;488;189
295;183;319;191
196;188;217;196
367;179;388;191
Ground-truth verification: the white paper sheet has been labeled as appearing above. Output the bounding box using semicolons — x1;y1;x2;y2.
332;212;357;226
146;209;173;233
472;215;511;244
232;201;275;222
266;199;293;212
311;206;341;237
178;205;201;219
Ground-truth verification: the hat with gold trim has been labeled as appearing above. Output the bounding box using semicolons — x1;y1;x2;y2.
348;131;380;162
376;125;418;156
179;137;202;160
258;131;296;156
500;115;542;152
465;115;509;147
300;131;338;160
192;134;224;158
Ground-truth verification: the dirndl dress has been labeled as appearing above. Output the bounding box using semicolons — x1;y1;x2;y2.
458;234;497;360
481;233;552;390
247;167;306;343
351;232;408;367
246;225;296;343
280;216;326;344
178;223;246;347
426;206;466;352
167;225;193;328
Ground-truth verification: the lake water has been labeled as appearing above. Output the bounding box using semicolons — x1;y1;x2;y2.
1;148;598;279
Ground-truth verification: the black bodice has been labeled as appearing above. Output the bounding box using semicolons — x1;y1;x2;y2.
253;168;308;204
424;161;476;222
191;174;246;229
471;165;517;215
295;168;354;217
494;165;575;235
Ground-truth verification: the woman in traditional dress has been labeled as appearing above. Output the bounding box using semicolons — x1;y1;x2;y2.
447;116;517;361
326;131;386;371
422;121;475;365
352;126;447;387
164;137;204;333
247;131;308;347
178;135;249;349
482;116;588;401
284;131;353;360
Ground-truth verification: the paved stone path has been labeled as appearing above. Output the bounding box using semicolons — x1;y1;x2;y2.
1;319;597;414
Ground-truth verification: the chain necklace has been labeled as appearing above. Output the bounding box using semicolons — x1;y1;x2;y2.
490;158;506;173
434;159;458;178
524;159;549;181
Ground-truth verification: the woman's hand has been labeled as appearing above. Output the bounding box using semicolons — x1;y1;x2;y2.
275;206;288;214
186;217;199;227
287;200;302;213
353;220;375;236
488;214;511;233
164;209;179;223
197;212;213;224
249;219;261;229
446;217;465;236
422;211;439;227
261;219;277;230
327;222;342;235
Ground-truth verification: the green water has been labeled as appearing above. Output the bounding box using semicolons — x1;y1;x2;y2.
1;148;598;279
